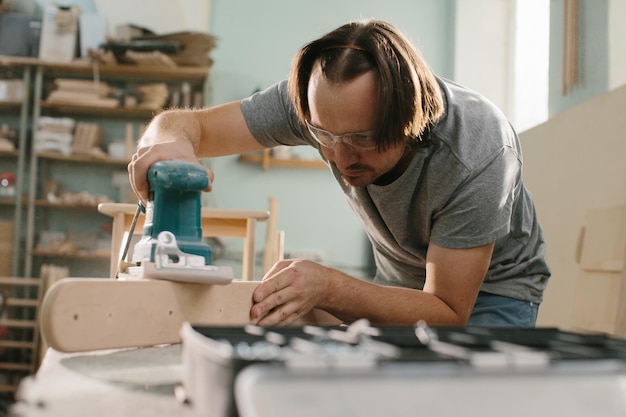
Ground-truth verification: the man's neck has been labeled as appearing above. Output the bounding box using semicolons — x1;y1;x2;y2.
373;144;417;186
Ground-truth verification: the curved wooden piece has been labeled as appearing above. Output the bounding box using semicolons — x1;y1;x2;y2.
98;203;270;280
40;279;258;353
40;278;341;353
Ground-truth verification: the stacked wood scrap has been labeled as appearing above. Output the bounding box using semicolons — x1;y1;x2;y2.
72;122;103;156
46;78;119;108
135;31;217;67
124;50;177;68
135;83;169;110
34;116;75;155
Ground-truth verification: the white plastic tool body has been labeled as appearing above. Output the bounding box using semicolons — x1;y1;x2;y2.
140;231;234;284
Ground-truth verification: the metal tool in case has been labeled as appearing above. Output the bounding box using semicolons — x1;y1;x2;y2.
180;321;626;417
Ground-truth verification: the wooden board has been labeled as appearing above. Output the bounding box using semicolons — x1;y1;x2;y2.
40;278;340;353
520;84;626;328
571;206;626;336
578;206;626;273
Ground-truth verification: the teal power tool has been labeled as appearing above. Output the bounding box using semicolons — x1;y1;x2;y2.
128;161;233;284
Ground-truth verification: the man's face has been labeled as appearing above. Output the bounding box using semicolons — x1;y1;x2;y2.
307;65;408;187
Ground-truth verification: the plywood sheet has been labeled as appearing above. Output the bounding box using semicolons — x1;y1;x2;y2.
579;206;626;272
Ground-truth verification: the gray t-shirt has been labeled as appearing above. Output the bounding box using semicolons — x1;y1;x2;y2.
241;78;550;303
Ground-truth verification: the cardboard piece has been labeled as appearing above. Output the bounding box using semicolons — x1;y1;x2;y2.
38;4;81;62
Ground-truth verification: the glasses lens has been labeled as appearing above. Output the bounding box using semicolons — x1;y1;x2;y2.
307;122;375;151
308;124;334;148
344;133;375;151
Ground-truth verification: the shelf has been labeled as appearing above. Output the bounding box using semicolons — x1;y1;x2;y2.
0;340;36;349
238;150;327;171
0;384;19;394
36;151;129;166
0;319;36;329
0;101;22;112
39;60;210;81
32;249;110;261
0;56;209;80
0;197;17;206
0;150;19;158
0;277;41;286
0;196;29;207
0;363;32;372
40;101;159;119
6;298;38;307
0;56;41;67
34;200;108;210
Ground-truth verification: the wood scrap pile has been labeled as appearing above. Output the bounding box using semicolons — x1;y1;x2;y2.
124;50;177;68
45;78;119;108
0;123;16;151
72;122;104;156
34;116;108;158
96;30;217;68
136;32;217;67
34;116;75;155
135;83;169;110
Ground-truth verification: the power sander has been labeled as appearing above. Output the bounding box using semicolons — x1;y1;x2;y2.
120;160;234;284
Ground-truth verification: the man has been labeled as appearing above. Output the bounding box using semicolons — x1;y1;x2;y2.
129;19;550;328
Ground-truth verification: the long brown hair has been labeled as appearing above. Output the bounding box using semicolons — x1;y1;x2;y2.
288;19;444;150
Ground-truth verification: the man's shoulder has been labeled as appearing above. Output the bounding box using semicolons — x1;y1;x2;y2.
431;78;517;169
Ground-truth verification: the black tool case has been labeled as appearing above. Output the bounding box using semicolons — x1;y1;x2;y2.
180;321;626;417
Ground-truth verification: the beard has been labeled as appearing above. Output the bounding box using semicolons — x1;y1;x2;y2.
338;163;376;188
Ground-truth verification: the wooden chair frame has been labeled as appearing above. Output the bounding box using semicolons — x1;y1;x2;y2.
98;203;271;281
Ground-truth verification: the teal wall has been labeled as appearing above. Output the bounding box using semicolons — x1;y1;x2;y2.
204;0;456;273
208;0;455;105
548;0;609;115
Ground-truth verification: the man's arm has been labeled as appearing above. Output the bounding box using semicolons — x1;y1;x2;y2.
251;242;494;326
128;101;266;201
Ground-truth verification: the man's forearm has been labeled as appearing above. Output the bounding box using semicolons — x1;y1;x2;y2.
139;110;203;153
321;270;465;325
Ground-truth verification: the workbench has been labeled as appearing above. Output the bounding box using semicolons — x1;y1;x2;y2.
11;345;192;417
11;326;626;417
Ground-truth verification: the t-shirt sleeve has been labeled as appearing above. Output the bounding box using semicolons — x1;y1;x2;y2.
240;80;314;148
430;145;521;249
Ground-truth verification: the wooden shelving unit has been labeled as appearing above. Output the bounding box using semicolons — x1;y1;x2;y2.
21;59;210;278
0;54;210;402
0;277;44;394
0;59;32;277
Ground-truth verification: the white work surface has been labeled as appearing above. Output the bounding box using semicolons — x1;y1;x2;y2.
12;345;193;417
11;344;626;417
235;363;626;417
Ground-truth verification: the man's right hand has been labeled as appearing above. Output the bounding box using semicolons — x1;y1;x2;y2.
127;100;269;203
128;139;214;204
